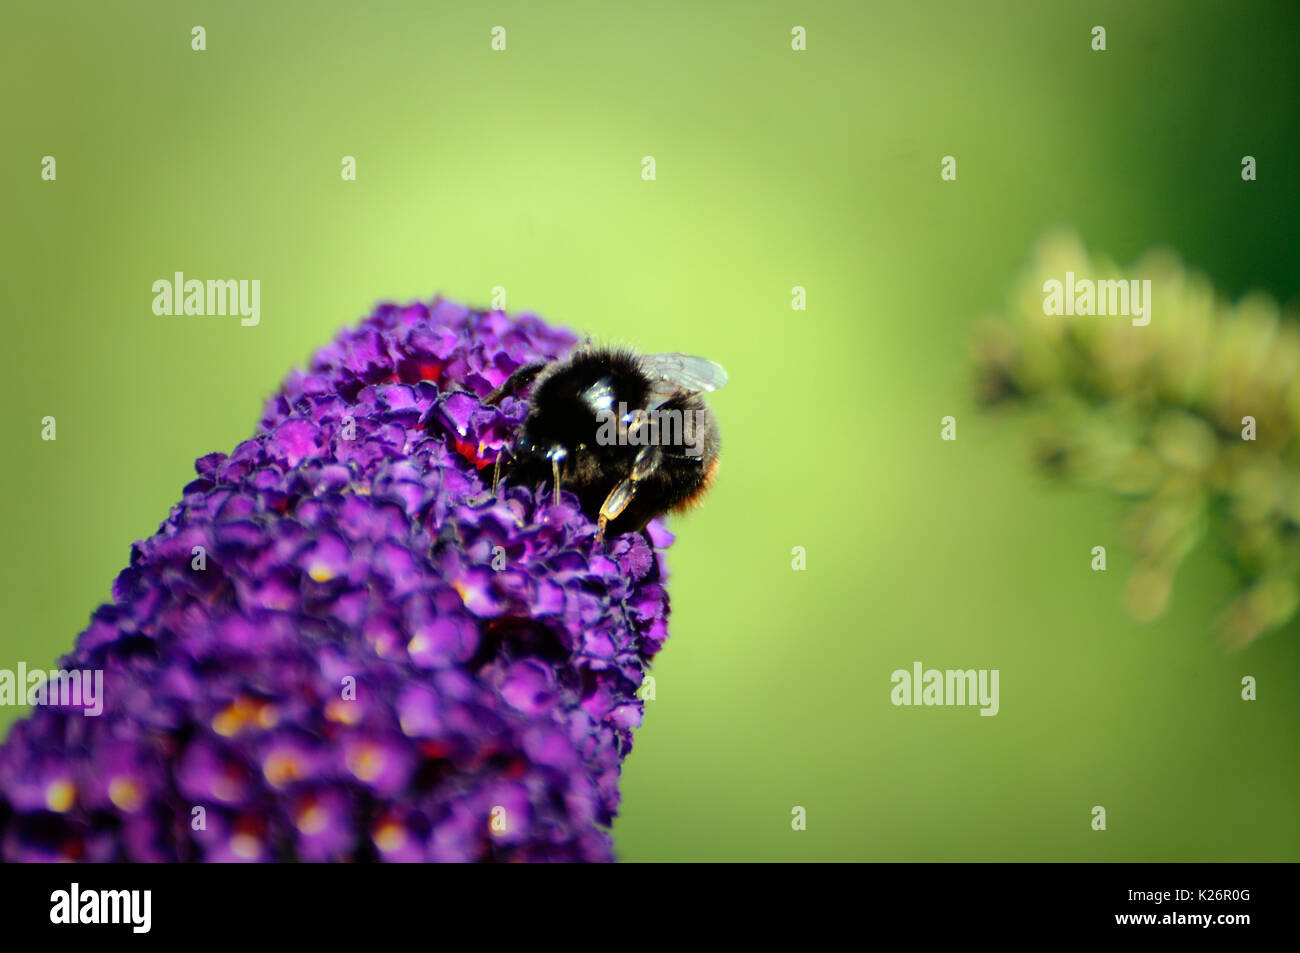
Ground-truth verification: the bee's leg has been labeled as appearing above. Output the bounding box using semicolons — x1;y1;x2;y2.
596;478;638;545
631;443;663;482
484;362;548;406
595;446;662;543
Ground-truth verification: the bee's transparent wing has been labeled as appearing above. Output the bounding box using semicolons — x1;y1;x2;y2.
640;352;728;408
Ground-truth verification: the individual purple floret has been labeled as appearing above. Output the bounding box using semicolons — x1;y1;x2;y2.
0;299;673;862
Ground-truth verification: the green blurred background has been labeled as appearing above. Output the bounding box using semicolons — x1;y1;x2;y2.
3;1;1298;860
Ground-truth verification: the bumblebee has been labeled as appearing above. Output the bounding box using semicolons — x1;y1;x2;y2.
484;347;727;541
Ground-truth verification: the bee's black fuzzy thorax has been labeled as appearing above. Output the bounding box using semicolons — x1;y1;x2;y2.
524;349;649;451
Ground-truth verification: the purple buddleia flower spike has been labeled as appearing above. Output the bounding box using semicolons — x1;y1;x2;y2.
0;299;673;862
